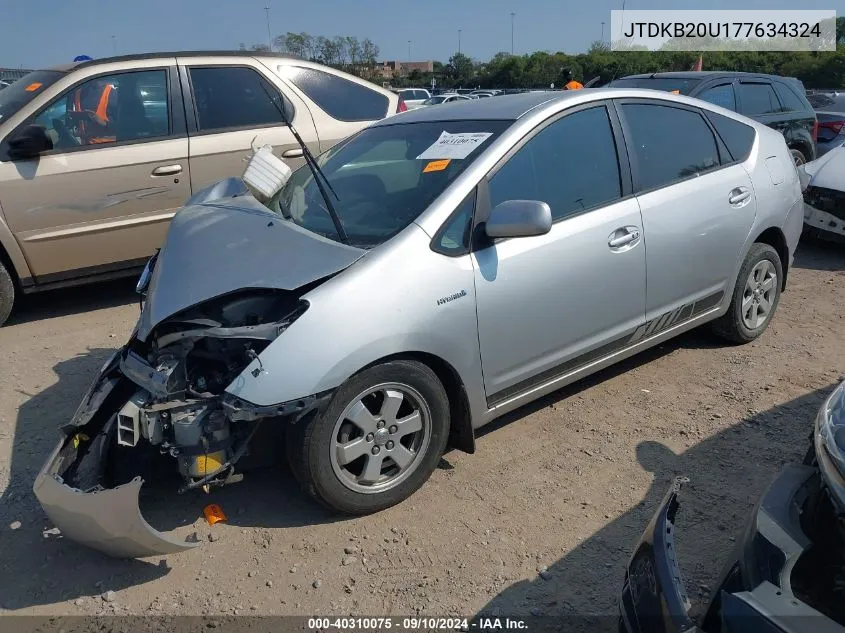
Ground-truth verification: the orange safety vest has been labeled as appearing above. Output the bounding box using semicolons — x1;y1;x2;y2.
565;80;584;90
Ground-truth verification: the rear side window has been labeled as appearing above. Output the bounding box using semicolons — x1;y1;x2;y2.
697;84;736;111
189;66;293;132
773;83;807;112
737;83;781;116
705;112;756;162
620;103;720;192
284;66;388;122
489;106;622;221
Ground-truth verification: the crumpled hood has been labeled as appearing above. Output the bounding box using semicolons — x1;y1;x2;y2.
804;145;845;190
137;195;364;340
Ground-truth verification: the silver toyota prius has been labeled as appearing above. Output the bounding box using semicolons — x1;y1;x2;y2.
34;89;804;557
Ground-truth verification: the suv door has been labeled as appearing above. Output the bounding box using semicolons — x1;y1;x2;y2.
0;59;190;282
616;99;757;324
472;103;647;406
179;57;318;192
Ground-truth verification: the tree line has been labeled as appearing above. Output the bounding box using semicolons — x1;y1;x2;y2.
245;19;845;90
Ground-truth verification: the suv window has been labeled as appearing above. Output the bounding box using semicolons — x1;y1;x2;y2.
773;82;806;112
489;106;622;221
284;66;389;122
620;103;720;191
737;83;781;116
697;84;736;111
189;66;292;132
30;69;170;151
705;111;756;162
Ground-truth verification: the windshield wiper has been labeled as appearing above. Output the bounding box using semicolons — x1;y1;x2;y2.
258;83;349;244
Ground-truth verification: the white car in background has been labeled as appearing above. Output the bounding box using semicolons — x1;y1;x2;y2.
420;94;471;106
396;88;431;109
800;144;845;242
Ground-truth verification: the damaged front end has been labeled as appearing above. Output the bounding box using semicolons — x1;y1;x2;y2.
33;289;323;558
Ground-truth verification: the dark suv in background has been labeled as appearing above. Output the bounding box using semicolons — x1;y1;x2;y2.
608;72;818;165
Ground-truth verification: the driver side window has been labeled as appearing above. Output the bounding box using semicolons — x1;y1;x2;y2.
31;69;170;152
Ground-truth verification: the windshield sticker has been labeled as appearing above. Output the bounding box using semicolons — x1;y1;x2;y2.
423;159;451;173
24;82;43;92
417;131;493;160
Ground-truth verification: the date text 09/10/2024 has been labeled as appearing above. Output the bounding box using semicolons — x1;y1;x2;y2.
307;617;528;631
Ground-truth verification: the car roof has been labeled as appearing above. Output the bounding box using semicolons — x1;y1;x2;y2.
619;71;794;82
376;90;566;124
45;50;301;72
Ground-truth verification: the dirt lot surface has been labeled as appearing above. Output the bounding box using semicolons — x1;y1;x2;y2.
0;240;843;622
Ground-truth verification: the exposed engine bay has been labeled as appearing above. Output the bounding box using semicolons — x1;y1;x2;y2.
33;290;320;558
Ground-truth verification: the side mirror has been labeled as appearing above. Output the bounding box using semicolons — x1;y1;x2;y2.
484;200;552;238
8;125;53;159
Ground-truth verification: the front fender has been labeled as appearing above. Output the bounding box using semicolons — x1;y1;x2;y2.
0;198;33;285
224;225;488;424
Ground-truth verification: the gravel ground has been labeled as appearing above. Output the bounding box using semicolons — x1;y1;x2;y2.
0;239;842;621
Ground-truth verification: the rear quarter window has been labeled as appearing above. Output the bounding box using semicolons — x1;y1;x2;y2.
284;66;389;122
737;83;781;116
773;82;809;113
704;111;756;162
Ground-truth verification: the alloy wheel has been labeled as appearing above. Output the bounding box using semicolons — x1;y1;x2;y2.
741;259;778;330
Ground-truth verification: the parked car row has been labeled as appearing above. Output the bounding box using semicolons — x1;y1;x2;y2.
33;87;803;557
0;51;401;325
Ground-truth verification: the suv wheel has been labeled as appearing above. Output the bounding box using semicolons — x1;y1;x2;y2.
713;243;782;344
286;360;450;514
0;260;15;326
790;148;807;166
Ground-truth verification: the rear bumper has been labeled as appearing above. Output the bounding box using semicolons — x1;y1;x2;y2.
620;465;842;633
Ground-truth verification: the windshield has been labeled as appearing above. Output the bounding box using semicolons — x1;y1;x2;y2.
607;77;702;95
271;119;511;247
0;70;65;124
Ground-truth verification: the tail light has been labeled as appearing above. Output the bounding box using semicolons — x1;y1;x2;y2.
812;119;818;142
819;120;844;136
396;97;408;113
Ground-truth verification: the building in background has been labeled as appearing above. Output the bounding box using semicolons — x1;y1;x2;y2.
375;60;434;80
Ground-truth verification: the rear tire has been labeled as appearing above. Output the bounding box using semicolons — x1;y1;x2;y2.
790;148;807;166
712;243;782;344
0;260;15;326
286;360;450;514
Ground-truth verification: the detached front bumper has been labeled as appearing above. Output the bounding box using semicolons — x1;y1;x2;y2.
32;351;199;559
34;439;198;558
620;465;842;633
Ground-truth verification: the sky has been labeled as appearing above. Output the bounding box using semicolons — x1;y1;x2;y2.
0;0;840;69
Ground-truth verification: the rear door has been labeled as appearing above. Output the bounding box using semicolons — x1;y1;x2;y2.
179;56;317;192
0;59;191;281
616;99;757;323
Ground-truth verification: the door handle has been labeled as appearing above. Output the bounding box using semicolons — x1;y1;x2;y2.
152;164;182;176
282;148;304;159
729;188;751;205
608;229;640;248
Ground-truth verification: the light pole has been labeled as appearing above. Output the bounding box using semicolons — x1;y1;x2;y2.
408;39;412;62
458;29;462;55
111;35;116;55
510;12;515;55
264;4;272;51
601;21;605;42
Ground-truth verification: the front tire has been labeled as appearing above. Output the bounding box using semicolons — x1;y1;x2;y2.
287;360;450;514
790;148;807;166
712;243;782;344
0;260;15;326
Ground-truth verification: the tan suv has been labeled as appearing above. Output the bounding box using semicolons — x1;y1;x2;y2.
0;51;400;325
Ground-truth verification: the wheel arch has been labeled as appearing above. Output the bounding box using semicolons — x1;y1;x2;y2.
359;351;475;455
752;225;789;290
0;208;31;289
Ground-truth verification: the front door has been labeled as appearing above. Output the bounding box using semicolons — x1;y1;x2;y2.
0;63;191;281
178;60;318;192
472;104;647;405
